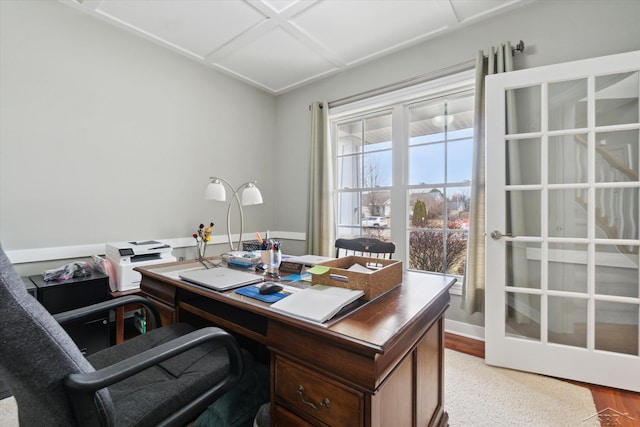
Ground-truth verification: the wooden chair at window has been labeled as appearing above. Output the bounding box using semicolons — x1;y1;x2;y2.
335;238;396;259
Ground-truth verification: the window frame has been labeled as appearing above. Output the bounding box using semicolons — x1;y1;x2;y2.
330;69;475;294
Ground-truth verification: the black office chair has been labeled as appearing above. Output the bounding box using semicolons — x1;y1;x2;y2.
335;237;396;259
0;243;244;427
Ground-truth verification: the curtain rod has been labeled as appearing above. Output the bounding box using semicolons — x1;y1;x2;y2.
323;40;525;109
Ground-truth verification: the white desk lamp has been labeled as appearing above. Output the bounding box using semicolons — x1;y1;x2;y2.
205;177;263;251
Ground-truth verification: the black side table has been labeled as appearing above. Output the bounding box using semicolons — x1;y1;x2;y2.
29;271;110;355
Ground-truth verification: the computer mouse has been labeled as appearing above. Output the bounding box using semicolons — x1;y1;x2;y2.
258;282;283;295
255;262;267;271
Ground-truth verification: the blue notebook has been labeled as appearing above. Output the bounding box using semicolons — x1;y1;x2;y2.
235;285;289;303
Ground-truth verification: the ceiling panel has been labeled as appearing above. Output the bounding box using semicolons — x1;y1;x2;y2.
291;0;452;65
262;0;298;13
60;0;536;94
96;0;266;58
451;0;522;23
214;26;337;91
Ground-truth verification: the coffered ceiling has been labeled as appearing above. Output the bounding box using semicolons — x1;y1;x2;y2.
61;0;534;94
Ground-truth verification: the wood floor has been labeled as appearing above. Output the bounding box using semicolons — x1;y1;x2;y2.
445;333;640;426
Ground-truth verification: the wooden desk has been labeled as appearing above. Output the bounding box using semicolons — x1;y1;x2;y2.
136;261;455;427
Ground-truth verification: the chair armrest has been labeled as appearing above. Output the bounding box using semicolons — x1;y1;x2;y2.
64;326;243;391
64;327;244;427
53;295;161;329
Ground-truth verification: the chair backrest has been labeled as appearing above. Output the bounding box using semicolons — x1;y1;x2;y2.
335;238;396;259
0;244;114;426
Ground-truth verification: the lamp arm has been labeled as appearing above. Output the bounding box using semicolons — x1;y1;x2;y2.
226;189;245;251
208;177;254;252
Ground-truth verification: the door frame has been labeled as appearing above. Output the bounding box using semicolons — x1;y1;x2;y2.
485;50;640;392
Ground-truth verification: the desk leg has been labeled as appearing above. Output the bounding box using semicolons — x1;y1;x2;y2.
116;306;125;344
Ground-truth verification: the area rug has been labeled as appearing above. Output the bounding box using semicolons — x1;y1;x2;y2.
0;396;18;427
445;349;599;426
0;350;600;426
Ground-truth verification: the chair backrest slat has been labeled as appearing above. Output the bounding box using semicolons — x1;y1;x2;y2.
335;238;395;259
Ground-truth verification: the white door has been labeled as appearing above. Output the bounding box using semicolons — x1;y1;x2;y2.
485;50;640;392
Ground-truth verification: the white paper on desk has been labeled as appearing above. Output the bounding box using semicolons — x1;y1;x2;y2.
269;284;364;323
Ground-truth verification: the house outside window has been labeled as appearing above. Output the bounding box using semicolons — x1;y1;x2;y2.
331;71;474;287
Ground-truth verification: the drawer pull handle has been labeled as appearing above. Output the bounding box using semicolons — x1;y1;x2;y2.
296;385;331;410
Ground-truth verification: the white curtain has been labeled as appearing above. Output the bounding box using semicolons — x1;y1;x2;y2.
462;42;515;315
306;101;335;257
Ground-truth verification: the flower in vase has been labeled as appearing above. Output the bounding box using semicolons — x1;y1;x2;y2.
194;222;214;259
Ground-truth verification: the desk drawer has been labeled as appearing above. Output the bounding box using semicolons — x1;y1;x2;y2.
274;357;362;426
273;404;319;427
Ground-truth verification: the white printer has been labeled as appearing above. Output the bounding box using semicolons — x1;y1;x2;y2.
105;240;177;291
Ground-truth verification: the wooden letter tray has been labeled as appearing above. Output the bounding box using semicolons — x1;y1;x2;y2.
311;256;402;300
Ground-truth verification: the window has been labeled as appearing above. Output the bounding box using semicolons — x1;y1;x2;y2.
407;95;474;277
331;71;474;287
336;112;393;241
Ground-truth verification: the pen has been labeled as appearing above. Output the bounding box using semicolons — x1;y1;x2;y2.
256;232;263;245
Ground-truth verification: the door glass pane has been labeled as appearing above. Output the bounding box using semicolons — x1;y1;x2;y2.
549;189;587;238
595;187;639;240
595;244;639;298
506;138;540;185
548;296;587;348
506;241;540;289
548;243;588;293
505;292;541;341
506;190;541;237
548;79;588;131
595;301;639;355
595;71;639;127
548;134;588;184
508;85;541;134
595;130;639;183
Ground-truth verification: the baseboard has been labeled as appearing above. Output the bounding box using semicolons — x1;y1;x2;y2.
445;319;485;341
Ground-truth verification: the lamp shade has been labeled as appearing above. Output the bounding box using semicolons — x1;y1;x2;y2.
205;179;226;201
242;182;263;206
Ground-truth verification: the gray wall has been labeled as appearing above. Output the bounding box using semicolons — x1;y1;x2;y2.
272;0;640;327
0;0;277;253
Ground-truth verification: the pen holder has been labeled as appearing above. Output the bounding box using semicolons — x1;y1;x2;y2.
261;248;281;271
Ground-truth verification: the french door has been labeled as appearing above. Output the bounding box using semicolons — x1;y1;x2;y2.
485;50;640;392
